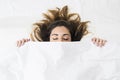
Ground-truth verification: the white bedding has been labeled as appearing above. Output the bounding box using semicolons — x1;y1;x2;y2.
0;39;120;80
0;0;120;80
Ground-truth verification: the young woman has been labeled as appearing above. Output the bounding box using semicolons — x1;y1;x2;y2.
17;6;107;47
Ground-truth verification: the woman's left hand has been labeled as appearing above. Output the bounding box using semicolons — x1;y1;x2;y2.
91;37;107;47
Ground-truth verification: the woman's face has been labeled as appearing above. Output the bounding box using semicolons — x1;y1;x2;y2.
50;26;71;42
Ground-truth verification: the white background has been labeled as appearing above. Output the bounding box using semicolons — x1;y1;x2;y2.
0;0;120;49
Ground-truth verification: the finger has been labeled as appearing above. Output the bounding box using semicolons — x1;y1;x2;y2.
17;40;22;47
99;40;104;47
19;40;22;47
96;38;100;46
17;41;19;47
23;38;27;42
91;37;97;44
26;39;30;42
102;40;107;46
23;38;30;42
21;39;25;46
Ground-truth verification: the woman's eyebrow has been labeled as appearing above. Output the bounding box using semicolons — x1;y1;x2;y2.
51;34;70;36
63;34;70;36
51;34;58;36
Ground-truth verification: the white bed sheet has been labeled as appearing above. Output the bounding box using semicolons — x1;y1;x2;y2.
0;0;120;80
0;39;120;80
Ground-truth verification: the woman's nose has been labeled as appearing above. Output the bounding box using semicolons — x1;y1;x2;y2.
57;38;63;42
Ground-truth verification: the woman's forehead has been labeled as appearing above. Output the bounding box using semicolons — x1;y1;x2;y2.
51;26;70;32
51;33;71;36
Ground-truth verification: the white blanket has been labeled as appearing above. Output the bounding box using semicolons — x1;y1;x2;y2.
0;40;120;80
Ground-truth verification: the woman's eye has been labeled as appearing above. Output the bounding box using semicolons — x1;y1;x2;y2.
63;38;69;40
52;38;58;40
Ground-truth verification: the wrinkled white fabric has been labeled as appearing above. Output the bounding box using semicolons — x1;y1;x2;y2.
0;39;120;80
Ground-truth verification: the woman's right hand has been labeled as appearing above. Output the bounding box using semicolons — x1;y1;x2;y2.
17;38;30;47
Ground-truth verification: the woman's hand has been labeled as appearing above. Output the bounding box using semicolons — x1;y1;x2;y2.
91;37;107;47
17;38;30;47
